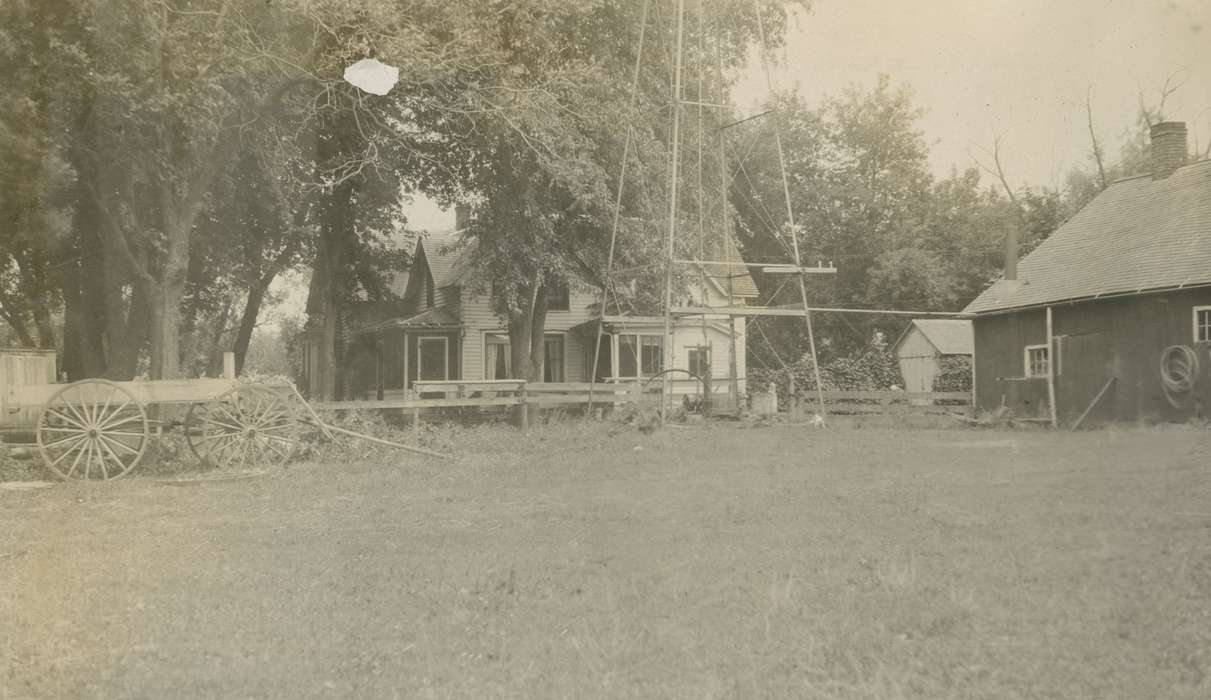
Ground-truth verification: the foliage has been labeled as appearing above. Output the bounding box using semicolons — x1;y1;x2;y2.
932;355;972;393
749;332;902;407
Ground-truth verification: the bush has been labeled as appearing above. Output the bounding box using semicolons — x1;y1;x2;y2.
932;355;972;393
749;343;903;408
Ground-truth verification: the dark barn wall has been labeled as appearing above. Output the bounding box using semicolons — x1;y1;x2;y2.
973;308;1050;418
974;288;1211;422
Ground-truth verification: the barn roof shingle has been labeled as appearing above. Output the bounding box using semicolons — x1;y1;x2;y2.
963;159;1211;315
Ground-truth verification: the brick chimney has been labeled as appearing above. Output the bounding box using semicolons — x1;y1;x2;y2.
454;204;472;230
1150;121;1187;180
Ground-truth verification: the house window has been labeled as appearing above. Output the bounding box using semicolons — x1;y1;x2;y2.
484;334;511;379
547;282;569;312
417;336;448;381
615;334;662;379
484;333;565;381
687;346;711;379
544;335;564;382
1194;306;1211;342
1025;344;1049;378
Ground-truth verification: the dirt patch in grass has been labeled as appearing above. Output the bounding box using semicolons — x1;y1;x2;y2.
2;422;1210;698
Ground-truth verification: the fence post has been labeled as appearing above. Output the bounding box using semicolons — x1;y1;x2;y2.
519;381;529;430
223;351;236;380
788;375;798;420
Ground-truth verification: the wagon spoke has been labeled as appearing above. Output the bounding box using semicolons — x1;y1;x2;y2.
96;439;117;480
202;416;246;433
95;392;114;425
62;391;91;428
100;430;151;438
261;436;290;461
97;402;134;429
46;409;87;430
100;433;140;456
81;440;95;480
238;438;251;470
49;436;88;466
43;431;88;449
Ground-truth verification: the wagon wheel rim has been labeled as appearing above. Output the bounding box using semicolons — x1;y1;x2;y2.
186;386;298;470
36;380;149;481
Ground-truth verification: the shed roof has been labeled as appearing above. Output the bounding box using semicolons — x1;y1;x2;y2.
893;319;973;356
964;159;1211;315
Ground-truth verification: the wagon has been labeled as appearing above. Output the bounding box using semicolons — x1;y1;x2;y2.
5;357;301;481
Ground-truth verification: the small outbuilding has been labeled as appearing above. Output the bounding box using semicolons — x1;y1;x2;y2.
963;121;1211;423
892;319;973;393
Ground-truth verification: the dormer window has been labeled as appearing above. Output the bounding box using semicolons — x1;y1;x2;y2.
547;282;569;312
425;273;434;308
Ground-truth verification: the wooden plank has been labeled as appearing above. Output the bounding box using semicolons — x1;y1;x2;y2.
310;397;521;411
817;390;971;401
671;306;970;319
413;380;525;393
10;378;238;408
1070;376;1116;432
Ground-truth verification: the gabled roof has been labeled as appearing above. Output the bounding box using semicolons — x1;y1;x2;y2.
964;159;1211;315
893;319;972;355
418;229;475;288
693;233;758;299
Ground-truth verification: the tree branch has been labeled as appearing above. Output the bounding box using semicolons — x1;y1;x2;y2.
86;182;156;288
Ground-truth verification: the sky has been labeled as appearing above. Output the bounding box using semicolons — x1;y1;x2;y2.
408;0;1211;229
734;0;1211;189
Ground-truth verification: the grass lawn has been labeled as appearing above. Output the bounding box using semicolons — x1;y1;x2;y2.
2;421;1210;698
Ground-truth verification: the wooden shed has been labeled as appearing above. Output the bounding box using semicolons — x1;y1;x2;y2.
1;348;58;433
892;320;973;393
963;123;1211;423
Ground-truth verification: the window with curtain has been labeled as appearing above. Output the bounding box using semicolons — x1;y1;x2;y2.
544;335;564;382
484;334;511;379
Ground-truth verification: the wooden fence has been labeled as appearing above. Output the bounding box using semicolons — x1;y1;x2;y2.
786;390;973;419
308;382;972;427
310;380;665;428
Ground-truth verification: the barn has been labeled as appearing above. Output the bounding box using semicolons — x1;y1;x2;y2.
892;319;972;393
963;121;1211;424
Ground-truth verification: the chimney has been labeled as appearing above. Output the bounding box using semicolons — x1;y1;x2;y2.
1003;214;1021;296
1150;121;1187;180
454;204;472;230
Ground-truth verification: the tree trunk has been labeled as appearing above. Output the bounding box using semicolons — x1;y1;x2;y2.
507;284;549;382
0;304;34;347
232;277;270;375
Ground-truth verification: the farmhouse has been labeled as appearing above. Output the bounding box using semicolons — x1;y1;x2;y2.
299;224;757;403
963;121;1211;423
892;319;972;394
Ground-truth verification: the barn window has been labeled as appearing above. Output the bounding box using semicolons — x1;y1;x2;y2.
1025;344;1050;378
1193;306;1211;342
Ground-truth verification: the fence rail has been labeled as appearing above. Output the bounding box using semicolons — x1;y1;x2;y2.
308;383;971;425
310;380;672;428
789;389;973;418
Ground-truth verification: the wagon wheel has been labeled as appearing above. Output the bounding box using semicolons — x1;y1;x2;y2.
36;379;150;481
185;385;299;470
